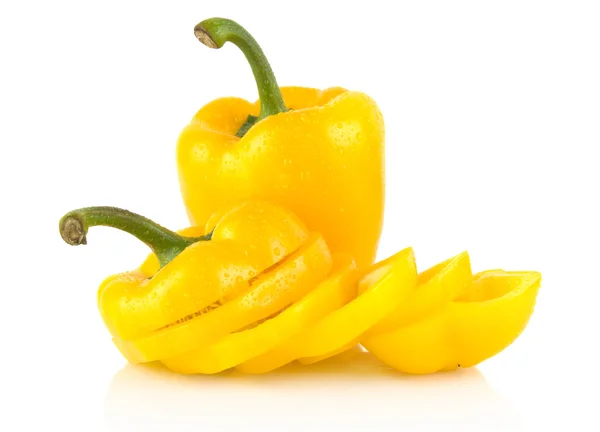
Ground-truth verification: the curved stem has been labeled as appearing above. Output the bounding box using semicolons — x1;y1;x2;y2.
59;206;211;268
194;18;287;136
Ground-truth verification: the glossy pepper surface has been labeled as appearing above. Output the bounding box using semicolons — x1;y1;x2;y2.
177;18;385;268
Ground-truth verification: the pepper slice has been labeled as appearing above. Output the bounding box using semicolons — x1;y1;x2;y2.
296;247;416;360
362;269;541;374
115;232;333;363
298;251;472;365
162;254;357;374
364;251;472;335
238;247;416;373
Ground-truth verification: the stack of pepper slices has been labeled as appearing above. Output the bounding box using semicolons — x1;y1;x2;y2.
59;18;541;375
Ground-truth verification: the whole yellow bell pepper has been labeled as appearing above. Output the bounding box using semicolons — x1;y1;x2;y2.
59;201;333;362
177;18;385;268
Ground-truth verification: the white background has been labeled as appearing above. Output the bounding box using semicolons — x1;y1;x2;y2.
1;0;599;430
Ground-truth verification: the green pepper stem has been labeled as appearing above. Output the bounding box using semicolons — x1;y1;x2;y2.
194;18;287;136
59;206;211;268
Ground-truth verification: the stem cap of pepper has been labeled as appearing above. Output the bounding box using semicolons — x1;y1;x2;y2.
59;214;88;246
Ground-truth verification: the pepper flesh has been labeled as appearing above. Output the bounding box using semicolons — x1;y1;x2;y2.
178;17;384;269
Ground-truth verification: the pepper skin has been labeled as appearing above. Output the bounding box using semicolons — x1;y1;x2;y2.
58;201;333;363
177;18;385;268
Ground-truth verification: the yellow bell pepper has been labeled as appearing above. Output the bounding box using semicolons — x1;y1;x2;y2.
58;201;333;362
177;18;385;268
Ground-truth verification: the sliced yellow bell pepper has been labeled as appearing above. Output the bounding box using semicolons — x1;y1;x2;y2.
362;269;541;374
118;233;332;363
163;254;357;374
60;201;541;375
59;201;332;363
237;247;417;373
364;250;473;334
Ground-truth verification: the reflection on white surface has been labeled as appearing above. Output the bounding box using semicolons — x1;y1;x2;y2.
105;347;522;431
